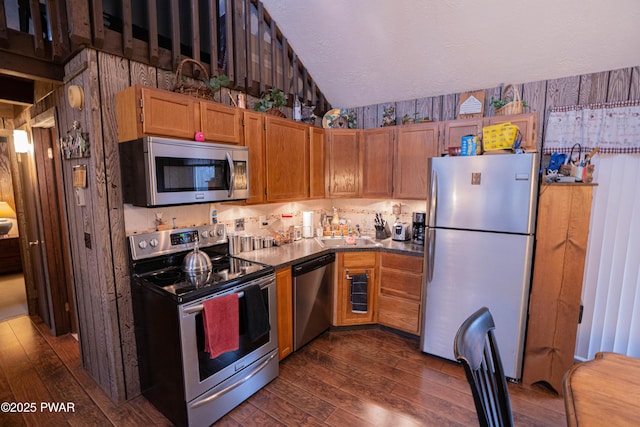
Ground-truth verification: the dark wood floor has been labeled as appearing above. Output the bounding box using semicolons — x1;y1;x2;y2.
0;315;566;426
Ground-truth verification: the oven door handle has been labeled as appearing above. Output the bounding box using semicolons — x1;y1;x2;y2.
184;291;244;314
183;278;275;314
189;351;278;409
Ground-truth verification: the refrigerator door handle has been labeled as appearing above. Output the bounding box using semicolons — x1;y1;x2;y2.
429;170;437;226
426;228;435;283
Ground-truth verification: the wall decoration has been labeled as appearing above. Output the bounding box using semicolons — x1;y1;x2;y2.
458;91;485;118
61;120;90;159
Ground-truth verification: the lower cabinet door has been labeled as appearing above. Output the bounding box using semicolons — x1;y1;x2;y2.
377;294;421;335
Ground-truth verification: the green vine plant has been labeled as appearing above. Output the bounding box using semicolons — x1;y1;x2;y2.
206;74;230;101
490;96;528;110
207;74;230;92
253;88;288;112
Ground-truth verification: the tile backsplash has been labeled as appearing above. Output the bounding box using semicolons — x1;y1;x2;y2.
124;198;427;237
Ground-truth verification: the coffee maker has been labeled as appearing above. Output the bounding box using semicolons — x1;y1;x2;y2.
412;211;426;245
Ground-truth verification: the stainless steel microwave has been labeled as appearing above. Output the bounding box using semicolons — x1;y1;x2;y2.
119;137;249;207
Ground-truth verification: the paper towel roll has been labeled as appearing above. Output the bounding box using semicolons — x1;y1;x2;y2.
302;211;314;238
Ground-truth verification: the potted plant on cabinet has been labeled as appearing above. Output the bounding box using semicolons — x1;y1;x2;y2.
253;88;288;117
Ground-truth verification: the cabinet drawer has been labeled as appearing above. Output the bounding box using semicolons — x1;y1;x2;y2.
379;268;422;301
342;252;377;268
378;295;421;335
380;253;423;273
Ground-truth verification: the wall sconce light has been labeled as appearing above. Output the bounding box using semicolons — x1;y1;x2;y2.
13;129;31;154
0;201;16;237
67;85;85;110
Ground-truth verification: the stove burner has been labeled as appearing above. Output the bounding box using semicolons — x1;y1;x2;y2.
148;268;183;286
131;246;273;303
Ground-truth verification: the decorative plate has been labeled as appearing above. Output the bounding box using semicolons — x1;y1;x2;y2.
322;108;356;129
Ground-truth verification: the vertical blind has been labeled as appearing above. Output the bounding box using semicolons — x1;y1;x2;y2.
575;154;640;360
543;101;640;361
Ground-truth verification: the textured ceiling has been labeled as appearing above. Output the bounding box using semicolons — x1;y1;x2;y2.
261;0;640;109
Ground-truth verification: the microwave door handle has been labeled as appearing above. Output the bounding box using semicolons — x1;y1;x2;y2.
226;152;235;198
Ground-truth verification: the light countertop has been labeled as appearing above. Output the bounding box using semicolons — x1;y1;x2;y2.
235;237;424;269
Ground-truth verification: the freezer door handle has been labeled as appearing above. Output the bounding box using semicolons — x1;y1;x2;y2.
426;228;435;283
429;170;438;226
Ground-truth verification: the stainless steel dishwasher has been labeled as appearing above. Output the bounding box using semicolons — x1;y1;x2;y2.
292;253;335;351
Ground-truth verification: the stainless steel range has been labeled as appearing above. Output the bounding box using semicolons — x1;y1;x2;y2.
129;224;278;427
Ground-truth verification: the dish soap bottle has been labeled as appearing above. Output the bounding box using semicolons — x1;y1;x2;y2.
331;207;340;231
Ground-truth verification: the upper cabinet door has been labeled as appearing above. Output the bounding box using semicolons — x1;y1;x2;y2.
327;129;362;198
486;113;537;151
116;85;196;141
243;111;266;205
309;127;326;199
265;116;309;202
362;128;394;198
199;101;243;144
443;118;483;154
394;122;439;199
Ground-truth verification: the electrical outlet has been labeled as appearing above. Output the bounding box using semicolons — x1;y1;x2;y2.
234;218;245;231
259;215;267;228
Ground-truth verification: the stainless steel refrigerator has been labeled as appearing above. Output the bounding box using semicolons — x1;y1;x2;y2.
420;153;539;380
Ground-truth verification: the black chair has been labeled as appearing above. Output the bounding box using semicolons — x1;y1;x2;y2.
454;307;514;427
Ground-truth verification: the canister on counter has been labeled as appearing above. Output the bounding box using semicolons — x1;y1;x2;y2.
252;235;264;250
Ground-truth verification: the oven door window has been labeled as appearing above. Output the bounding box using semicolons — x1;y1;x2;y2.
195;287;270;381
156;157;229;193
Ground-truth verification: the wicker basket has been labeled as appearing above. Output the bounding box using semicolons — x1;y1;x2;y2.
173;59;216;101
494;84;523;116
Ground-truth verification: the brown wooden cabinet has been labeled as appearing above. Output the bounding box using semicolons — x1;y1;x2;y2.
326;129;361;197
309;126;326;199
115;85;243;144
442;112;538;154
264;116;309;202
486;113;537;151
361;128;394;198
442;117;483;154
335;252;378;326
377;253;424;335
199;101;243;144
276;266;294;360
393;122;439;199
242;111;266;204
116;85;196;141
523;184;595;394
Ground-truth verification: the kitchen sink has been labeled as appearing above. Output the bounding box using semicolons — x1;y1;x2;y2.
315;236;383;248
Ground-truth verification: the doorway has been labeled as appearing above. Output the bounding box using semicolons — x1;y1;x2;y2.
1;127;76;335
0;133;27;321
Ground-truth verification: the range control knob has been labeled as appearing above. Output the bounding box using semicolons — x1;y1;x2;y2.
138;240;147;249
216;226;225;236
201;231;209;238
149;238;158;247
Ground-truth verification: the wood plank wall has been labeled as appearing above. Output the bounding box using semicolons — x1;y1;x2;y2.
349;66;640;152
53;49;130;403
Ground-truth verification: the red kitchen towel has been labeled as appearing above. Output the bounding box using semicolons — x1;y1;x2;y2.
202;294;239;358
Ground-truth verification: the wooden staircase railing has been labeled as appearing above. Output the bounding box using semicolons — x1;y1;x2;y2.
0;0;330;113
